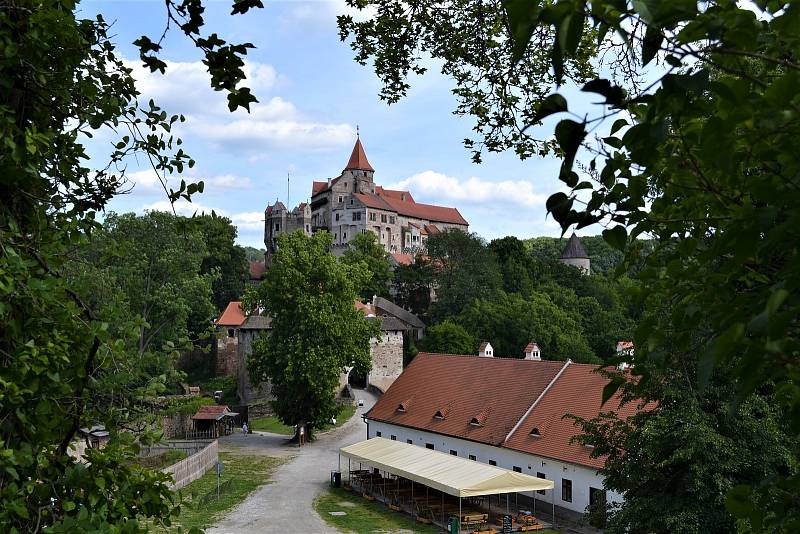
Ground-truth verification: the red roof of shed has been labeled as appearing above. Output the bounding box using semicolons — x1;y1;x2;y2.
217;301;246;327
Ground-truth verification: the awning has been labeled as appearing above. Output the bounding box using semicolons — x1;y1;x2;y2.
340;437;554;498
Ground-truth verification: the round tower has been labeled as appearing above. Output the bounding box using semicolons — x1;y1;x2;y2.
559;233;590;274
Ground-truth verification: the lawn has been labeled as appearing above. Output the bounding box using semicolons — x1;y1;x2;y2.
151;452;287;532
315;487;440;533
316;488;566;534
130;449;187;470
251;404;357;435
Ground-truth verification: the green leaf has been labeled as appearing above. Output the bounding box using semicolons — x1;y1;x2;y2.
642;25;663;65
504;0;542;63
554;119;586;172
581;79;626;106
602;225;627;250
530;93;568;124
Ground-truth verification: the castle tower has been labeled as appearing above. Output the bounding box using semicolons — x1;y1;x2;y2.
559;233;590;274
344;134;375;194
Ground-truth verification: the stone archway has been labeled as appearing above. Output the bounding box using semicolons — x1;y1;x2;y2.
347;367;367;389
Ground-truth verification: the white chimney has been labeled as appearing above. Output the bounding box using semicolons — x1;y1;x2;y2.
478;342;494;358
524;342;541;361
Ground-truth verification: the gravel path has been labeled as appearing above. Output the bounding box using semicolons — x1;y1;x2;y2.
208;389;378;534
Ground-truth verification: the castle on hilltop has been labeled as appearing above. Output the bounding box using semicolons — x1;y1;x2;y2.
264;135;469;257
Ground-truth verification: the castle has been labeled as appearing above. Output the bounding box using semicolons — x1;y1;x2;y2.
264;136;469;256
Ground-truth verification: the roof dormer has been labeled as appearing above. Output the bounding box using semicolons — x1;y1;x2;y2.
478;341;494;358
524;342;541;361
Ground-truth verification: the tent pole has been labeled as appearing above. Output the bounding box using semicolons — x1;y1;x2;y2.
348;458;351;485
506;494;509;514
338;453;341;472
459;497;462;534
552;489;555;527
441;492;444;527
533;490;536;514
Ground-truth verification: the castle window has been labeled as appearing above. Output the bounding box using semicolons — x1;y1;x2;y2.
389;216;396;224
369;212;377;222
338;195;343;203
343;232;347;239
469;455;477;461
381;214;387;223
274;223;280;231
353;212;362;221
335;213;339;221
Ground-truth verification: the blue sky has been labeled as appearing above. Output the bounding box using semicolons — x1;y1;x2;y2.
81;0;576;248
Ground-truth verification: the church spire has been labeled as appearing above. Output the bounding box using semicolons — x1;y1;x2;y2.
344;133;374;172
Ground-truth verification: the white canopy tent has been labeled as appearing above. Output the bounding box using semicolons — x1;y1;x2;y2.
340;437;554;497
339;437;557;531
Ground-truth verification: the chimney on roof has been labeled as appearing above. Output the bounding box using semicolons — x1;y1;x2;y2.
524;342;541;361
478;342;493;358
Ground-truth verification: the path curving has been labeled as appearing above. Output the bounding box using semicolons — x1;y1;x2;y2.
208;388;378;534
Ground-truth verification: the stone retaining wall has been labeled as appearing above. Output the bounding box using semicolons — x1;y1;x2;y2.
162;439;219;490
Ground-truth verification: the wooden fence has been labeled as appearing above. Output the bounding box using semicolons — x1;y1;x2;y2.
163;439;218;490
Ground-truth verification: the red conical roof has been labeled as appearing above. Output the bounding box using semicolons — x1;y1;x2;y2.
345;137;374;172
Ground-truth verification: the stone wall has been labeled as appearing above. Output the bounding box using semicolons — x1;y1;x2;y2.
237;328;272;403
368;330;404;393
161;412;193;439
216;333;239;377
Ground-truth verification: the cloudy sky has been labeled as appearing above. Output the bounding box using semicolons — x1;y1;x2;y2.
81;0;574;248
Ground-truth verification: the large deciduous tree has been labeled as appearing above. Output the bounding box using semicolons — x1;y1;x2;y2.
246;231;379;437
1;0;263;530
191;213;249;311
340;230;392;300
339;0;800;528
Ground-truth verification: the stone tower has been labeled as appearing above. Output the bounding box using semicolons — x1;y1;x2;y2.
559;233;590;274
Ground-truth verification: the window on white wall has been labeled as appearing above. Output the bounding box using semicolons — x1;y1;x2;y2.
450;450;457;456
376;431;381;437
425;443;434;450
406;439;413;444
390;435;396;441
562;479;572;502
488;460;497;466
513;466;522;473
536;472;547;495
469;455;477;461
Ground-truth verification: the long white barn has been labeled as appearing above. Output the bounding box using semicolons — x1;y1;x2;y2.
363;351;640;516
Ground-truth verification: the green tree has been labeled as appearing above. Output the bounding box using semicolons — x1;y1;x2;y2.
191;213;249;310
0;0;264;530
392;255;436;318
341;230;392;300
419;320;476;356
457;291;596;362
426;229;501;320
246;231;379;437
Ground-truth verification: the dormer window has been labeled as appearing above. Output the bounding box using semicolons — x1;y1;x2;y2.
469;417;483;427
530;427;541;437
434;410;445;420
396;403;407;413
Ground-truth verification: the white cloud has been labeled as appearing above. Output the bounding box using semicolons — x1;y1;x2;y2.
281;0;377;28
124;58;353;156
122;169;252;196
389;171;548;209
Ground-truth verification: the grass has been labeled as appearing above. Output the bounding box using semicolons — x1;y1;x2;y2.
131;449;188;470
316;488;565;534
250;404;357;435
315;487;440;533
153;452;287;532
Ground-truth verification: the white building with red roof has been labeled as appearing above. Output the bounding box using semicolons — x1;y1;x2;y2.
304;135;468;254
363;349;644;517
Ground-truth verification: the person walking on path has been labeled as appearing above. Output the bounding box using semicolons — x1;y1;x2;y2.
242;422;249;435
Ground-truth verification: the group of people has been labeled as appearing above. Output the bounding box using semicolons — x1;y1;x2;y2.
239;420;311;447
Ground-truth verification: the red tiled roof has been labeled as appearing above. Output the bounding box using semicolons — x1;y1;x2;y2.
312;181;327;195
366;353;565;446
249;260;266;280
376;187;414;203
425;224;441;235
345;138;374;171
192;405;233;420
524;342;540;353
353;193;393;211
368;354;645;468
504;363;641;468
355;300;376;315
217;301;246;327
390;252;413;266
353;192;467;226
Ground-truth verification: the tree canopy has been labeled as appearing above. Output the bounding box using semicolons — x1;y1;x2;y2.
246;231;379;436
340;230;392;300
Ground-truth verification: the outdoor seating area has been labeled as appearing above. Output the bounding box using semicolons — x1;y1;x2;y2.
339;438;557;533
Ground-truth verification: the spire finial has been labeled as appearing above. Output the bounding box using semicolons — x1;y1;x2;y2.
356;124;360;138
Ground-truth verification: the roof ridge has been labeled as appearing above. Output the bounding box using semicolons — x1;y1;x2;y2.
503;359;572;444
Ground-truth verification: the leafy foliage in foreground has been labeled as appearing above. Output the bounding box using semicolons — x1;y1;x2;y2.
0;0;262;531
341;0;800;529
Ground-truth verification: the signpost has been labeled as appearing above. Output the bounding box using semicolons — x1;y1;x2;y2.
216;460;224;499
